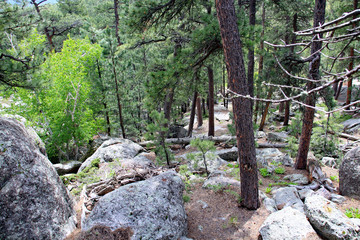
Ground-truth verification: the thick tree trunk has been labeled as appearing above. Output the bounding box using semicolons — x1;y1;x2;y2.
187;91;198;137
216;0;259;210
258;89;273;131
196;96;203;127
208;66;215;137
295;0;326;169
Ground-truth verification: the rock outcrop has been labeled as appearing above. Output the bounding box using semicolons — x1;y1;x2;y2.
0;116;76;240
82;170;187;240
340;147;360;199
54;160;82;175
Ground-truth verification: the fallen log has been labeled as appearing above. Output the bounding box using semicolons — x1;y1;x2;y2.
328;130;360;141
139;136;288;148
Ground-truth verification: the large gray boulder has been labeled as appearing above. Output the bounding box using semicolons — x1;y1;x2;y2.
78;138;145;173
305;195;360;240
0;116;76;240
259;207;319;240
273;187;304;212
340;147;360;199
82;170;187;240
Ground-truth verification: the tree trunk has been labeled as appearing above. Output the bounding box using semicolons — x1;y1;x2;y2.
216;0;259;210
346;0;357;110
97;61;111;136
164;88;175;124
295;0;326;169
208;66;215;137
196;95;203;127
111;55;126;139
222;64;226;107
187;91;198;137
113;0;121;46
254;2;265;123
284;13;298;126
279;102;284;113
247;0;256;111
258;89;273;131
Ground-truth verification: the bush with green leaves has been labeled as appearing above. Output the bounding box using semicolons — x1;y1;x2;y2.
145;110;174;166
274;167;285;174
186;138;216;176
259;168;271;177
345;208;360;219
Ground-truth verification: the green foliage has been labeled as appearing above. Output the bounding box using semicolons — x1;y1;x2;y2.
259;168;271;177
268;182;297;187
208;184;226;193
274;167;286;174
288;113;303;138
330;175;339;182
311;113;343;158
145;110;173;166
345;208;360;219
60;158;101;195
8;37;103;161
265;187;272;194
286;136;299;158
183;195;191;203
227;112;236;136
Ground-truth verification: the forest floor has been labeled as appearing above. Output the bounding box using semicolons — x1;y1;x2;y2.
176;103;360;240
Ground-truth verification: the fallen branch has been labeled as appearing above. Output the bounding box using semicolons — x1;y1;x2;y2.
139;136;288;148
328;130;360;141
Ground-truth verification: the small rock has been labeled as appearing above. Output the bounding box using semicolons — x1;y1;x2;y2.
215;147;238;162
283;174;309;185
314;187;331;200
203;175;240;189
321;157;337;168
330;193;346;204
267;132;289;142
256;131;267;139
263;198;278;213
197;200;209;209
54;161;82;175
298;189;314;201
273;187;304;212
259;207;320;240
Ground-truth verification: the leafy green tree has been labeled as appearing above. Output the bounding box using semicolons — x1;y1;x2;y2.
10;37;102;162
187;138;216;176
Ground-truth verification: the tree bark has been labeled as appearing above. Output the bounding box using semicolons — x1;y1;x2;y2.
187;91;198;137
208;66;215;137
295;0;326;169
113;0;121;46
258;89;273;131
216;0;259;210
196;96;203;127
111;54;126;139
254;2;265;123
345;0;358;110
247;0;256;111
284;13;298;126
